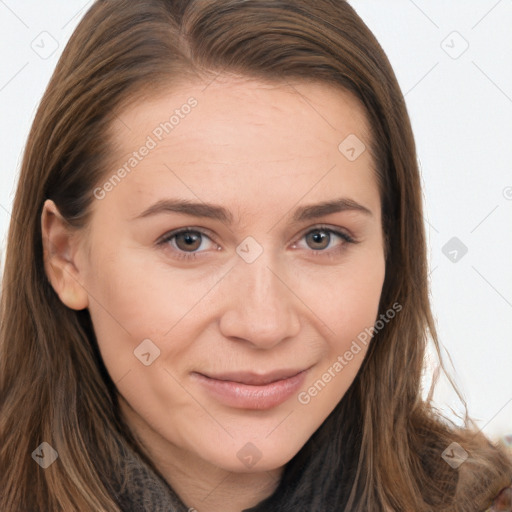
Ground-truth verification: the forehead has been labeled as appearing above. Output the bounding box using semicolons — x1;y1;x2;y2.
109;75;372;152
99;75;378;223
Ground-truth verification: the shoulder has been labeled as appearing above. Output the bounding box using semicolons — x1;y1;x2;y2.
485;484;512;511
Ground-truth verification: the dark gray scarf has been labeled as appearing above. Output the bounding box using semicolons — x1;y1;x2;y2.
113;437;193;512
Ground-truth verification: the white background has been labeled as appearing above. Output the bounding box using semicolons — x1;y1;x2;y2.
0;1;511;441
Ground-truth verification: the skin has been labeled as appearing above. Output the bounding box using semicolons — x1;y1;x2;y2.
42;75;386;512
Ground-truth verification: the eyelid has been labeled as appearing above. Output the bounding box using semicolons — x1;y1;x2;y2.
156;228;219;262
292;223;356;245
157;226;218;245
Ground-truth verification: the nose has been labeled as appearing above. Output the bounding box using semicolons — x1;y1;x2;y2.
218;254;301;350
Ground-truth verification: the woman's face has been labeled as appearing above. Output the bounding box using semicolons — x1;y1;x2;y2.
61;76;385;473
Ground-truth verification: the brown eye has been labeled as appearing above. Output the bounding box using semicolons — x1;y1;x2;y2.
292;225;356;258
305;229;331;250
173;231;203;252
158;228;219;261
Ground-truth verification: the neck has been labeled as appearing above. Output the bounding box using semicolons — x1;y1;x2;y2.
119;396;283;512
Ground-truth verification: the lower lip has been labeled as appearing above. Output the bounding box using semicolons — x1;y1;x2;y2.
191;370;308;410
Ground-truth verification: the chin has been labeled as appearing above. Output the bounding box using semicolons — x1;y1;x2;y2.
196;435;304;474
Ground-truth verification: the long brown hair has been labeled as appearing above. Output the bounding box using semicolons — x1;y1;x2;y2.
1;1;511;510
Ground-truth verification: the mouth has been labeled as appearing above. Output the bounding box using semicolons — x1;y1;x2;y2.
198;368;308;386
191;367;310;410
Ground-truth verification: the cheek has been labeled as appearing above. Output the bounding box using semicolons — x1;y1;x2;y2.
297;254;385;411
336;259;385;335
302;249;386;344
307;248;386;389
83;246;217;377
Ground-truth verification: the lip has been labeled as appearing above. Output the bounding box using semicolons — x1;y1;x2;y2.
202;368;307;385
191;368;309;410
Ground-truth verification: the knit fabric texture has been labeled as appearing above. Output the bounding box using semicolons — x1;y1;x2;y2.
112;438;190;512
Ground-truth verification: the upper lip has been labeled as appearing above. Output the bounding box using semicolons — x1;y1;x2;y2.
196;368;308;385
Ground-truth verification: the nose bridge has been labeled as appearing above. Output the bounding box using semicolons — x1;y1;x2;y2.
244;256;284;312
235;234;284;304
218;246;300;348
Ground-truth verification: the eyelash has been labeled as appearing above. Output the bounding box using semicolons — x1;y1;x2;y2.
157;225;357;262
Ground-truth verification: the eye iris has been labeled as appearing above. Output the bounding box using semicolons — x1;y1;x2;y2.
176;232;201;251
306;230;330;250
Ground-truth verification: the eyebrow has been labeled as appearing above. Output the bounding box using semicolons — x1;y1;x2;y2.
133;197;372;224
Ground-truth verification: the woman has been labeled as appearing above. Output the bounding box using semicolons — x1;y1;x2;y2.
1;0;511;510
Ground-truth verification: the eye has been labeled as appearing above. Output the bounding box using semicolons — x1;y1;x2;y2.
292;225;356;257
158;228;218;261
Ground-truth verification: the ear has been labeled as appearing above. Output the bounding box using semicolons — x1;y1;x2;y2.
41;199;89;311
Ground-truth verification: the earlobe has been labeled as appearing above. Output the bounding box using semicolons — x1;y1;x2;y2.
41;199;89;311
